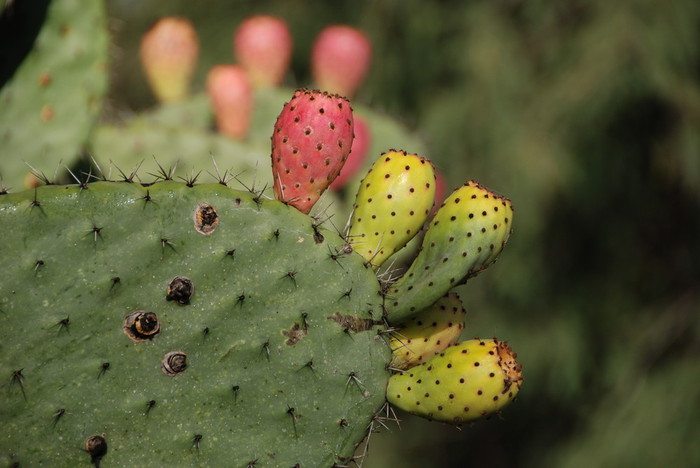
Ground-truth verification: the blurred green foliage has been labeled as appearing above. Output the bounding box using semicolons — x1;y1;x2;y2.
87;0;700;465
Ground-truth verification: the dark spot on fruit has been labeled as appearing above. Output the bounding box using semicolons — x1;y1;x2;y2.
162;351;187;376
166;276;194;305
123;311;160;342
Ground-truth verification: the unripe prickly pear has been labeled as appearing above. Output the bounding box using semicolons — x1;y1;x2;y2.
330;114;371;191
206;65;253;139
387;338;523;424
386;180;513;322
234;15;292;88
140;17;199;102
390;292;466;370
312;25;372;97
347;150;435;269
271;89;354;214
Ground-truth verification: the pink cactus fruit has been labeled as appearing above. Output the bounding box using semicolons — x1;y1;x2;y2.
431;168;448;216
330;114;371;191
234;15;292;88
271;89;354;214
206;65;253;140
140;17;199;103
311;25;372;97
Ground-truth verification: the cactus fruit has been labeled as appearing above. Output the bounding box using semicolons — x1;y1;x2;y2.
330;114;372;191
347;150;436;269
271;89;354;214
312;25;372;97
140;17;199;103
387;338;523;424
206;64;253;140
0;180;389;466
390;292;466;370
386;180;513;322
234;15;292;88
0;0;108;187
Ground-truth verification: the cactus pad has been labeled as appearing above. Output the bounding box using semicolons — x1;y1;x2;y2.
0;181;390;467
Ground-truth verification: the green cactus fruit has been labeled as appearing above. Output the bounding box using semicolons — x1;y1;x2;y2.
389;292;466;370
206;64;253;140
234;15;293;88
0;0;108;188
0;180;390;467
139;17;199;103
386;180;513;323
387;338;523;424
271;89;354;214
347;150;435;270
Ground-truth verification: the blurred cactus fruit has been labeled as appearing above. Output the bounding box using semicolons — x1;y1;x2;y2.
348;150;435;269
330;114;372;190
386;181;513;322
311;25;372;97
140;17;199;102
234;15;292;87
206;65;253;139
387;338;523;424
431;168;448;215
271;88;354;214
390;292;466;370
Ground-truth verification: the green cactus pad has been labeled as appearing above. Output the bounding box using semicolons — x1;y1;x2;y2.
386;181;513;323
387;338;523;424
0;0;108;188
0;181;390;467
90;122;268;185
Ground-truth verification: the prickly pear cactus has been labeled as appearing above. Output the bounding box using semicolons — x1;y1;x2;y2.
0;0;108;187
0;181;390;466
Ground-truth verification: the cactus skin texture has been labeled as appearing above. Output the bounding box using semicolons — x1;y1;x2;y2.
234;15;292;88
0;181;389;467
206;64;253;140
140;17;199;103
0;0;108;188
387;338;523;424
348;150;436;269
312;25;372;98
272;89;354;214
386;180;513;323
390;292;466;370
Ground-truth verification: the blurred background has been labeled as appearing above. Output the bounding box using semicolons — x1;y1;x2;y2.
106;0;699;466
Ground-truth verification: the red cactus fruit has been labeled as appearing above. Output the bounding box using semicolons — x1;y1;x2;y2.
330;114;371;191
206;65;253;140
311;25;372;97
234;15;292;88
271;89;354;214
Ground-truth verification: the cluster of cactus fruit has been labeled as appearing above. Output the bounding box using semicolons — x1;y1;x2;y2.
0;3;522;466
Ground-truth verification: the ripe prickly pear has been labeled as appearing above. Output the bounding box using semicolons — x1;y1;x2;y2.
206;65;253;140
140;17;199;103
271;89;354;214
234;15;292;88
330;114;371;191
386;180;513;322
311;25;372;97
387;338;523;424
347;150;435;269
390;292;466;370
